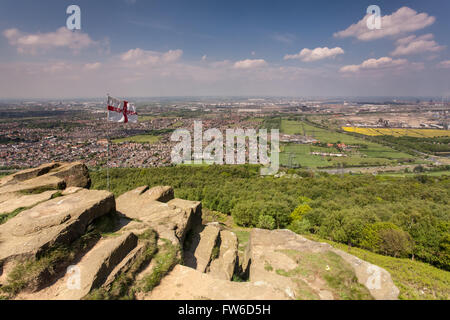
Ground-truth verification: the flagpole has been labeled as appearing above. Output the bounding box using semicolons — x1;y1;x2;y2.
106;94;110;192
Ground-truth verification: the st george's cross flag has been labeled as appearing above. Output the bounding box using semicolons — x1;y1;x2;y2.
107;95;138;123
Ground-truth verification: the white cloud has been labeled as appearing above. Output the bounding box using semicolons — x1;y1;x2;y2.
120;48;183;65
3;27;96;54
334;7;435;41
340;57;408;73
201;55;207;61
284;47;344;62
233;59;268;69
438;60;450;69
83;62;102;71
391;34;445;56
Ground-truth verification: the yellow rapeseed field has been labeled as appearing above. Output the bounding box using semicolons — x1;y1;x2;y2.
342;127;450;138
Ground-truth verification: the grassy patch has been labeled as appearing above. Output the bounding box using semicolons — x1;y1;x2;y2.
0;206;29;225
264;261;273;272
276;249;373;300
141;239;181;292
112;134;160;144
211;245;220;261
233;229;250;251
18;186;59;195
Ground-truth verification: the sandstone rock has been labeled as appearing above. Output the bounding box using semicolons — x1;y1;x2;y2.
0;163;58;186
0;175;65;195
17;232;138;300
146;186;174;202
0;162;91;195
244;229;399;300
0;189;115;268
103;242;147;289
47;162;91;188
61;187;84;196
146;264;291;300
331;249;400;300
184;225;220;272
117;186;200;246
116;186;173;214
208;230;238;280
0;190;58;215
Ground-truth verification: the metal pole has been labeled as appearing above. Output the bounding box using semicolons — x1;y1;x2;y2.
106;94;110;191
107;139;110;191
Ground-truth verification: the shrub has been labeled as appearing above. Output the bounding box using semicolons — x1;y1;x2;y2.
289;218;312;235
360;222;413;258
257;215;276;230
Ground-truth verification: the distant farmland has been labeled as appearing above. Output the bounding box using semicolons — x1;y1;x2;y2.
342;127;450;138
279;120;416;169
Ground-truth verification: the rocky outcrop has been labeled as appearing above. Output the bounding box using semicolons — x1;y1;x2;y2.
0;190;59;215
208;230;238;280
0;162;91;196
117;186;200;246
47;162;91;188
146;265;291;300
0;189;115;269
331;249;400;300
16;232;138;300
243;229;399;300
0;163;58;186
184;225;220;272
0;163;401;301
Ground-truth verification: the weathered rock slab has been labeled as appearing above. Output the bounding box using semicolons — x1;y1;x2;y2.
117;186;200;246
146;265;291;300
244;229;399;300
184;225;220;272
16;232;138;300
0;189;115;267
0;190;58;215
0;162;91;195
209;230;238;280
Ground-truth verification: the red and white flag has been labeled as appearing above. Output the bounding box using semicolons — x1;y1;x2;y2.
107;95;138;123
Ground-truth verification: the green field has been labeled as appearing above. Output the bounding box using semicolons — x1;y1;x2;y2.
112;134;160;144
280;120;416;169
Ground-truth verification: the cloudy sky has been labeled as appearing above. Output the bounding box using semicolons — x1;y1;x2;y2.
0;0;449;99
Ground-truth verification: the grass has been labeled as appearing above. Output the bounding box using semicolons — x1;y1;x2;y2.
0;191;62;224
276;249;373;300
202;208;229;225
233;229;250;253
306;234;450;300
112;134;161;144
0;206;29;225
264;261;273;272
141;239;181;293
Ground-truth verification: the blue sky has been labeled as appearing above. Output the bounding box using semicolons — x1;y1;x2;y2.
0;0;449;98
